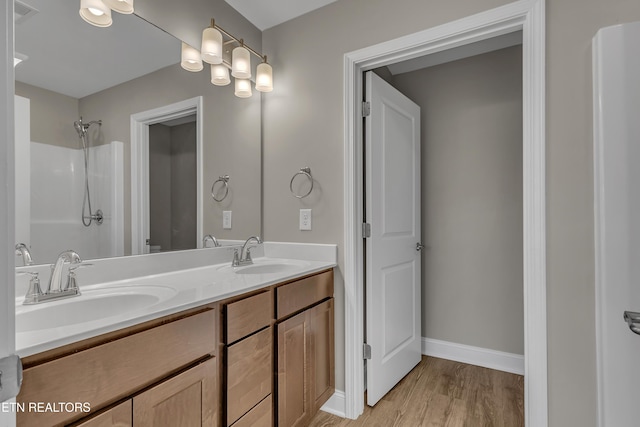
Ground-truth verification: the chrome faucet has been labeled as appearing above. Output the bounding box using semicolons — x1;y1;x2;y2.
232;236;263;267
203;234;221;248
47;250;82;293
15;243;34;266
23;250;85;305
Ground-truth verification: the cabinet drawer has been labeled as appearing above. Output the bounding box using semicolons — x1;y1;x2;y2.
230;395;272;427
17;308;216;427
227;327;272;426
276;270;333;319
225;290;272;343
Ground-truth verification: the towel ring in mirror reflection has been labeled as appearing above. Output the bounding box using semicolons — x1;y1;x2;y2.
211;175;230;202
290;167;313;199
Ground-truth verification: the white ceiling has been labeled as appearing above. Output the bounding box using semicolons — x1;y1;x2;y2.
14;0;180;99
224;0;339;31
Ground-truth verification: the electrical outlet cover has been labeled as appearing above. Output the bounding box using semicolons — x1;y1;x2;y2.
223;211;232;229
300;209;312;230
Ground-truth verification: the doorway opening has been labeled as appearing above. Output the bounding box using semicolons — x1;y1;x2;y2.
130;96;204;255
342;1;546;425
148;114;197;253
363;36;524;412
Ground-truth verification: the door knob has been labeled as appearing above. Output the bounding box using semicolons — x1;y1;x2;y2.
624;311;640;336
416;242;425;251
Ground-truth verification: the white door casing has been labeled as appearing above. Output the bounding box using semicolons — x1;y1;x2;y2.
593;20;640;427
1;0;18;425
365;72;422;406
343;0;546;423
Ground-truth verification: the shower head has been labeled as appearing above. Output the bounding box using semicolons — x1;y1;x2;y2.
74;117;102;138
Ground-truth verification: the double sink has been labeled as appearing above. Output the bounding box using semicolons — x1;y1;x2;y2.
15;257;324;356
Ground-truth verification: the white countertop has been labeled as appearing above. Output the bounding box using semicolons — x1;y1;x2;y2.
15;242;337;357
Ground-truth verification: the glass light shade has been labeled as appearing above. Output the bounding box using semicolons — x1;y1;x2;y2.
103;0;134;14
255;62;273;92
234;79;252;98
231;46;251;79
201;27;223;65
79;0;112;27
181;42;203;72
210;64;230;86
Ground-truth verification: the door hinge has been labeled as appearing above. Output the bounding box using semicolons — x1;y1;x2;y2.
362;223;371;238
0;354;23;401
363;343;372;360
362;101;371;117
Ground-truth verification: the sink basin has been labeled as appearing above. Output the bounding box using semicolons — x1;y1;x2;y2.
214;258;311;275
16;285;177;333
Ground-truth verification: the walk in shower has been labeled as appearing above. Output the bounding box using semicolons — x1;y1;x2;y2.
14;95;124;263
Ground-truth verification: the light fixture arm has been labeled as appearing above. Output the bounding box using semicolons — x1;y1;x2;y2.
212;20;267;62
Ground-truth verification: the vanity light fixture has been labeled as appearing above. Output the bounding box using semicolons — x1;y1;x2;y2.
79;0;134;27
231;42;251;79
211;64;231;86
255;57;273;93
181;42;204;72
201;19;223;65
79;0;112;27
234;78;252;98
182;18;274;97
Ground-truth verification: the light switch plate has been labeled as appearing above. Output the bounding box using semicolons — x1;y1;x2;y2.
223;211;232;229
300;209;312;231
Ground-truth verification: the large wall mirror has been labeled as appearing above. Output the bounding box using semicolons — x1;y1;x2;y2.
14;0;262;265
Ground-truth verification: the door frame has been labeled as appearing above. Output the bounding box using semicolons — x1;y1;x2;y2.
342;0;547;424
1;0;17;424
130;96;204;254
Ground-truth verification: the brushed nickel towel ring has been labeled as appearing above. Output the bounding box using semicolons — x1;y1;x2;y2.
211;175;230;202
290;167;313;199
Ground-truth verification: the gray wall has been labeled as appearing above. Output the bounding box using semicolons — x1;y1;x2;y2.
15;82;79;149
149;124;172;251
79;63;261;254
149;122;198;252
170;122;197;250
261;0;640;425
389;46;523;355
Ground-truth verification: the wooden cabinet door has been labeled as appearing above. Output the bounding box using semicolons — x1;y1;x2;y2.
309;299;335;413
133;357;217;427
226;327;272;426
277;310;310;427
72;401;132;427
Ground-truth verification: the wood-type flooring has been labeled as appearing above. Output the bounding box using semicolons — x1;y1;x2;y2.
308;356;524;427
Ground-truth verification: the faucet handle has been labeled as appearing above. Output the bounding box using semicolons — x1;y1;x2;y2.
19;272;43;304
65;263;92;292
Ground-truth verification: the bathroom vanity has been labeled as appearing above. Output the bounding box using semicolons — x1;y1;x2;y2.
14;244;336;427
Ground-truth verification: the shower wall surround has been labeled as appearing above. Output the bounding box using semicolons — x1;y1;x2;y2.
18;136;124;263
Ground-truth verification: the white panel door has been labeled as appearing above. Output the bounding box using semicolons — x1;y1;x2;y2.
593;21;640;427
365;71;421;406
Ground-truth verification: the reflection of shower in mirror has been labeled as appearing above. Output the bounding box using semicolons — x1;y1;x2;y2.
74;117;104;227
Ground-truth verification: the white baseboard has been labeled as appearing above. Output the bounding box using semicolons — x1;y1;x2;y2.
320;390;346;418
422;337;524;375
